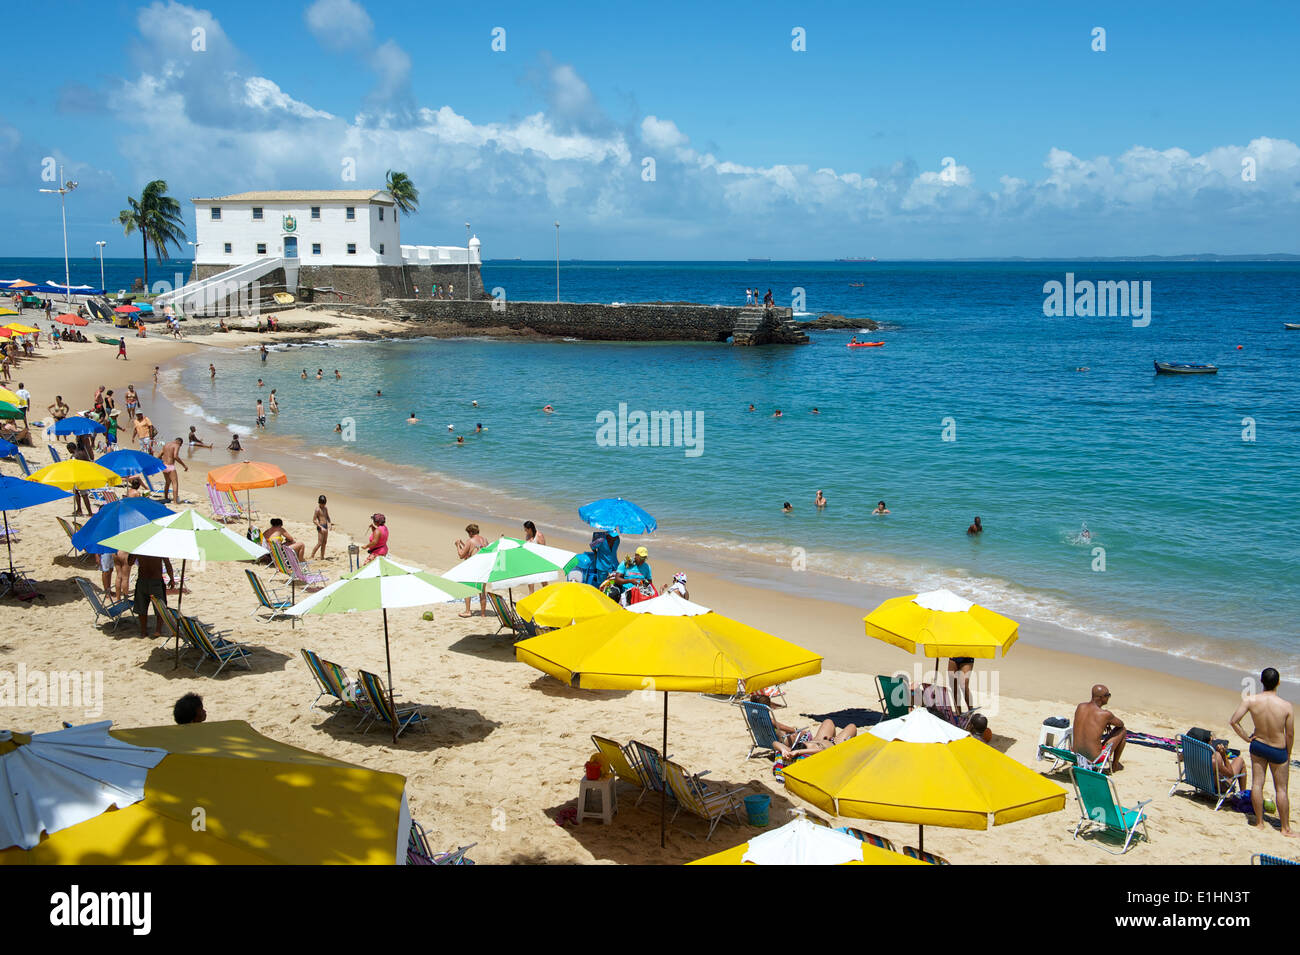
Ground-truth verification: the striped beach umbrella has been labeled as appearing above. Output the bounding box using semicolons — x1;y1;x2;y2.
288;557;479;743
444;536;579;593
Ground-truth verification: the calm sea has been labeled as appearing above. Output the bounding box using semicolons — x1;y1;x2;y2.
12;257;1297;678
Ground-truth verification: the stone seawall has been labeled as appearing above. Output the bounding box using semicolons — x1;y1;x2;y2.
189;263;483;306
386;300;807;344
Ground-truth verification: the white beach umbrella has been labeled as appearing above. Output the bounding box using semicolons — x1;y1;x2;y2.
868;708;970;744
0;722;166;851
741;815;871;866
625;592;712;616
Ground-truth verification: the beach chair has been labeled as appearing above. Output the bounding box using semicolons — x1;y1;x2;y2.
47;444;62;463
223;489;257;520
1252;853;1300;866
246;569;294;620
1169;734;1244;811
924;683;978;729
876;673;913;720
903;846;952;865
662;759;746;840
1070;766;1151;854
55;516;91;561
0;520;16;543
149;596;194;658
1039;735;1116;775
592;735;654;805
181;614;253;677
626;739;677;807
15;452;33;477
486;591;535;639
356;669;427;738
206;483;240;522
73;576;133;631
407;821;476;865
313;658;369;727
739;701;783;760
300;648;351;713
280;544;327;590
837;827;899;853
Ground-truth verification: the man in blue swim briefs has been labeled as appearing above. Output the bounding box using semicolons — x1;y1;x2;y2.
1230;667;1295;837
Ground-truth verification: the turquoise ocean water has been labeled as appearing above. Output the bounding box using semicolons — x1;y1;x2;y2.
87;259;1300;679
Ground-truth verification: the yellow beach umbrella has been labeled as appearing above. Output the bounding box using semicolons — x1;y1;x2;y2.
516;602;822;846
0;388;20;406
1;720;412;864
27;459;123;491
515;580;621;628
688;816;925;865
0;308;17;317
864;588;1018;685
4;323;39;335
782;709;1067;854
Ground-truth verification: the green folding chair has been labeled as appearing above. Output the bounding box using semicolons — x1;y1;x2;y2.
1071;766;1150;854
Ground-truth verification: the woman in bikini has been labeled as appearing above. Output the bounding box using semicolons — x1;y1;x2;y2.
753;696;858;757
310;495;330;560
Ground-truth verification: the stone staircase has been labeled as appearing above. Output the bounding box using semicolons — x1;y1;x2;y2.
732;306;809;345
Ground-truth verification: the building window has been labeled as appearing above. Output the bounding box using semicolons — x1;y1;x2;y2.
252;207;263;220
379;243;385;254
379;207;384;221
311;206;320;219
312;243;321;255
257;243;267;255
346;207;355;220
347;243;357;255
223;242;232;254
211;207;221;220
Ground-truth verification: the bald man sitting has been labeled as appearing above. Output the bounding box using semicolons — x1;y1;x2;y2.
1073;684;1127;771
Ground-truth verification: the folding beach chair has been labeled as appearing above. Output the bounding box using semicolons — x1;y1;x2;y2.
875;673;913;720
206;483;240;522
407;821;476;865
48;444;62;463
1070;766;1151;854
55;516;91;562
662;759;747;840
73;576;133;631
1169;734;1244;811
315;658;369;727
281;544;327;590
14;452;33;477
223;489;257;520
592;735;655;805
300;648;357;713
837;826;899;853
627;739;677;807
1039;735;1116;775
150;596;198;660
1252;853;1300;866
924;683;978;729
356;669;427;738
245;569;293;621
487;591;535;639
181;614;253;677
739;701;783;760
903;845;952;865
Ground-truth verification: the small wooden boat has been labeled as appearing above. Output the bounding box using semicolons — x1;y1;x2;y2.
273;292;295;305
847;341;885;348
95;335;122;345
1154;361;1217;375
848;282;865;288
1284;322;1300;330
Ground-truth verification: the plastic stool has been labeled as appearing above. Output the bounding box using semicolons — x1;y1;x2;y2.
1037;719;1071;759
577;775;617;824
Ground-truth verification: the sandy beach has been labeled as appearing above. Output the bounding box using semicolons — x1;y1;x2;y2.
0;322;1294;865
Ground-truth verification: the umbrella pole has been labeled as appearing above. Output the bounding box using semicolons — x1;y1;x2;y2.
919;824;924;854
246;490;253;536
660;691;668;849
3;511;14;578
383;608;397;745
173;558;187;669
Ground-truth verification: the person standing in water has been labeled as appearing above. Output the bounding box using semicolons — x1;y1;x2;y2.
815;490;826;509
968;516;982;535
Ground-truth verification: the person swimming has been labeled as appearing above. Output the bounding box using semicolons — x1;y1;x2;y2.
968;516;982;535
456;435;465;445
407;412;419;423
873;500;890;515
782;501;793;513
747;404;755;412
815;490;826;508
773;409;783;418
543;404;554;413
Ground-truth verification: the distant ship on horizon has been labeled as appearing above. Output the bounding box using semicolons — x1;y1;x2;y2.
747;257;772;262
836;256;877;263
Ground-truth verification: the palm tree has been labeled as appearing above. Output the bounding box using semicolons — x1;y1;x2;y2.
385;170;419;220
118;180;187;288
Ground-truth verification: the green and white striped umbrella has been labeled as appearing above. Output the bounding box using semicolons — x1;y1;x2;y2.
98;508;267;563
444;536;579;592
286;557;478;744
287;556;478;617
99;509;268;666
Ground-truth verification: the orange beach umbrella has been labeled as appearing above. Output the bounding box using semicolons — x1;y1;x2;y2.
207;461;288;533
55;313;89;326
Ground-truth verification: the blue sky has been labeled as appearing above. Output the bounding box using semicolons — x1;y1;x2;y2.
2;0;1297;259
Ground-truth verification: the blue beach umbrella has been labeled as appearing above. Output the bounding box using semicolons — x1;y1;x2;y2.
578;497;657;535
71;497;175;555
97;449;167;479
0;474;71;576
49;416;106;438
0;438;17;458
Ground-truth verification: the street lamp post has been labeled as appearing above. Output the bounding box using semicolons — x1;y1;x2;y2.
465;222;471;301
554;221;560;302
95;241;107;293
39;164;79;310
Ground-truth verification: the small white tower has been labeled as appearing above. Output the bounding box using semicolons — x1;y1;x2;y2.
467;235;481;264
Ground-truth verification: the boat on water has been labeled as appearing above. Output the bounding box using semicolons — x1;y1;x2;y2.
836;257;877;263
1284;322;1300;330
848;282;865;287
747;258;772;263
847;341;885;348
1154;361;1218;375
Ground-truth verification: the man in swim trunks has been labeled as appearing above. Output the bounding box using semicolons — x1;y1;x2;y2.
132;411;155;453
158;438;188;503
131;553;176;639
1230;667;1295;836
1073;684;1127;771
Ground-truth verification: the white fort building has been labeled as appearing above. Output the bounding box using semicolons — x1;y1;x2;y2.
160;189;482;314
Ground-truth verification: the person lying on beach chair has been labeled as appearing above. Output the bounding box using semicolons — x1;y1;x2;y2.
1074;684;1128;771
757;703;858;757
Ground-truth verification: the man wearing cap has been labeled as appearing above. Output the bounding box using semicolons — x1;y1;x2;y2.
613;546;654;604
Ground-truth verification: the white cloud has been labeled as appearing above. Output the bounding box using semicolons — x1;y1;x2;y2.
305;0;373;50
641;116;688;151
